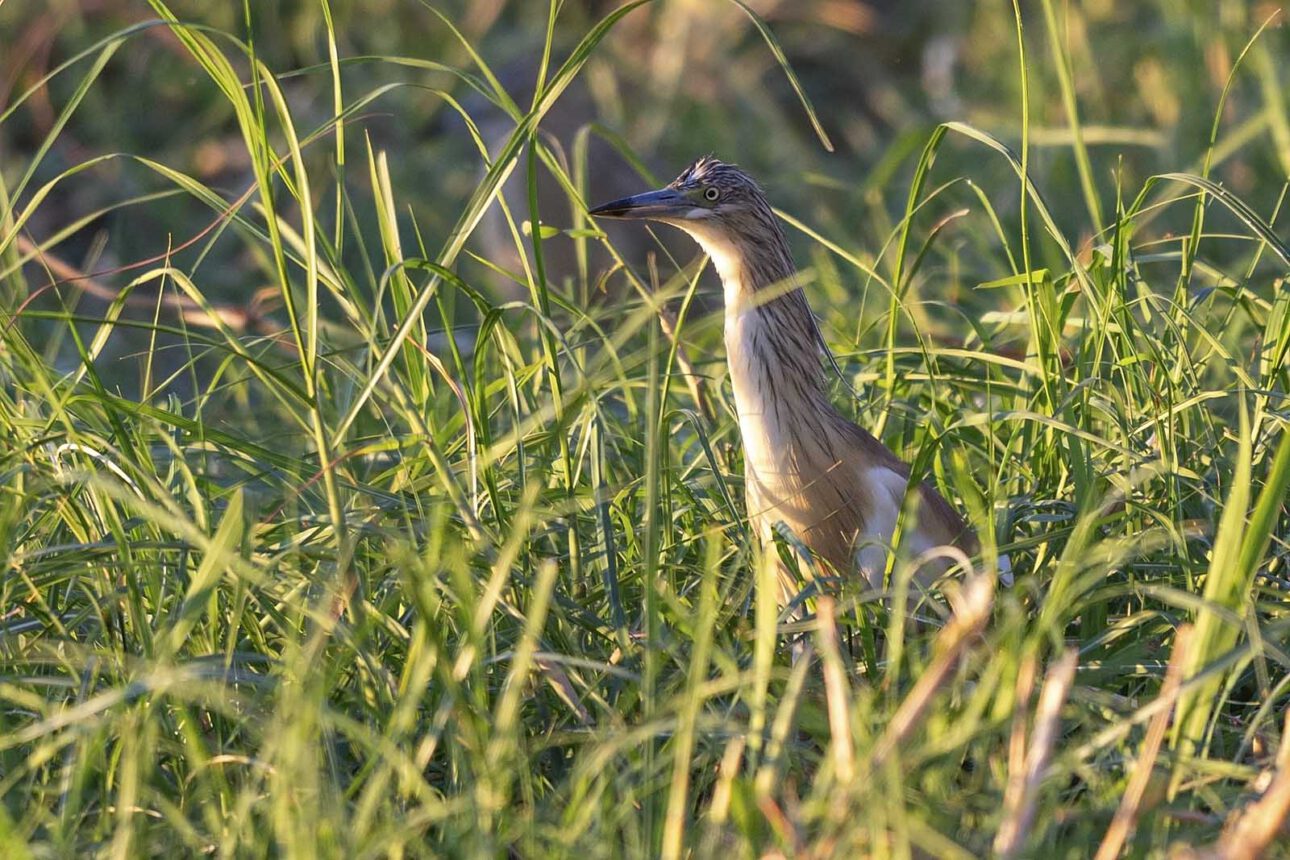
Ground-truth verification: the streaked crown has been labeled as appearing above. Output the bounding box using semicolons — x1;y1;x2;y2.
668;156;766;208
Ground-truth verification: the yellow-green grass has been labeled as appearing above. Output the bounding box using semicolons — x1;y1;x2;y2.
1;1;1289;856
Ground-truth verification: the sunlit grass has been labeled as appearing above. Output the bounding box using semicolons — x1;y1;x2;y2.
2;1;1289;856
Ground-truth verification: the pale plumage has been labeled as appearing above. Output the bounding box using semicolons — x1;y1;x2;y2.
591;157;999;604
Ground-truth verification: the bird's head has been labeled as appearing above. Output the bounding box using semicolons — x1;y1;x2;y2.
589;156;769;235
588;156;790;291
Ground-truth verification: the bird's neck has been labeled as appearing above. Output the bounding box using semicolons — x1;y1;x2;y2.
681;226;838;477
690;230;827;389
723;272;833;425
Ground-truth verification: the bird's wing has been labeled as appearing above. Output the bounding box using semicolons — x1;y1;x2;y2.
834;418;978;553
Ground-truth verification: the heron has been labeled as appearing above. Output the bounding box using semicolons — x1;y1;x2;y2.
590;156;1008;606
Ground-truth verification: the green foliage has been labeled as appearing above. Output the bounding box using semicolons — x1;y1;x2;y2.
1;1;1289;856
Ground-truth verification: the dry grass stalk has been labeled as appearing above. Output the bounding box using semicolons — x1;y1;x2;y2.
13;233;279;338
994;648;1079;859
1095;624;1194;860
870;572;994;769
654;292;714;423
815;596;855;783
753;646;813;797
999;653;1039;850
1206;708;1290;860
707;736;747;826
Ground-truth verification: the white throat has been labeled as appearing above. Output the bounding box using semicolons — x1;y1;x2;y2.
675;223;799;484
674;221;754;314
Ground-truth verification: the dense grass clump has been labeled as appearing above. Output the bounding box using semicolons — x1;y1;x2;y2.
2;1;1289;856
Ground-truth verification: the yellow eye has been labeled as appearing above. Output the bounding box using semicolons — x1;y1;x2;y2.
704;187;720;202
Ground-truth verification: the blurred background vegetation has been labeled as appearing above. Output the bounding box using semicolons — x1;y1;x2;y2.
5;0;1288;370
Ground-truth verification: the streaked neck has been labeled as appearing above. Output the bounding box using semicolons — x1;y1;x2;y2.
680;225;828;403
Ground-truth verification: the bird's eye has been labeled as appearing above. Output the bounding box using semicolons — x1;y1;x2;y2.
703;187;720;202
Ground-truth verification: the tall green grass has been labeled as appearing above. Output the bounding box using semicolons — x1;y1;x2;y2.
2;1;1289;856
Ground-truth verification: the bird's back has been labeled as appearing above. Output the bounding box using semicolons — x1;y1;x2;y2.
742;403;976;599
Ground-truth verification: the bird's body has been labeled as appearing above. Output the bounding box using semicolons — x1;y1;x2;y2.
591;157;989;604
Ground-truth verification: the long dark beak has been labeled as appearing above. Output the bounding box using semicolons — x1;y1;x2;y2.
588;187;689;220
